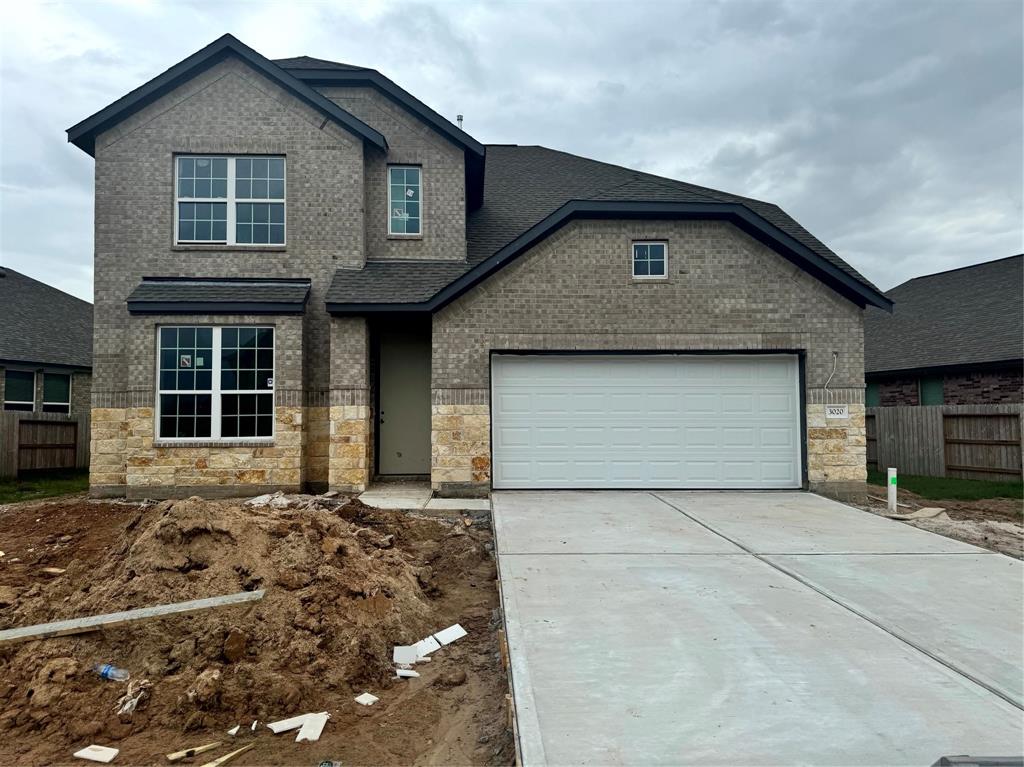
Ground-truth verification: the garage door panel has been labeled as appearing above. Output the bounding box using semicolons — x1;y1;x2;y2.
491;355;801;489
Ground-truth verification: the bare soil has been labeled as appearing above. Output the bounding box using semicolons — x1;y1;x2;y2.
0;494;513;766
817;483;1023;558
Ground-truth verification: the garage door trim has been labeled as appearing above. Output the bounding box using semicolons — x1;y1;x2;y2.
488;349;807;490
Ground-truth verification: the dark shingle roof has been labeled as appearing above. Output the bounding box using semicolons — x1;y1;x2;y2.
327;144;884;308
0;268;93;369
127;278;311;314
273;56;370;72
864;255;1024;374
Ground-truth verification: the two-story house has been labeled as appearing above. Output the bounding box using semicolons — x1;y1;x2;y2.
68;35;891;500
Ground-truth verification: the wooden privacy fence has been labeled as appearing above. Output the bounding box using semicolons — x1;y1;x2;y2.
0;411;91;479
866;404;1023;482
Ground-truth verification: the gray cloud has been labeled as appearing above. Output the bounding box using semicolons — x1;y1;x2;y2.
1;0;1020;301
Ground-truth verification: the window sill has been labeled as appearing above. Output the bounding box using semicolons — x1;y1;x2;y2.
386;234;423;241
171;245;287;253
631;276;670;283
154;439;275;448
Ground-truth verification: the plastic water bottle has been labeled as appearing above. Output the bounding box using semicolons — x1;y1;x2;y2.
93;663;130;682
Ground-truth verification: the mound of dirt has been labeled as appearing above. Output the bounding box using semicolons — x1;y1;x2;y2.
0;495;513;765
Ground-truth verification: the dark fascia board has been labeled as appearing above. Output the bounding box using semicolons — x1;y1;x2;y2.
327;200;894;314
0;358;91;372
127;301;308;315
866;358;1024;380
67;34;387;156
285;68;486;209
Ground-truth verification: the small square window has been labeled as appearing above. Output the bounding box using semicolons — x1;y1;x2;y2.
632;241;668;279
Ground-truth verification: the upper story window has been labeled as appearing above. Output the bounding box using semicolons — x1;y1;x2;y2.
3;369;35;411
388;166;421;235
42;373;71;414
176;156;285;246
157;326;275;441
632;241;668;279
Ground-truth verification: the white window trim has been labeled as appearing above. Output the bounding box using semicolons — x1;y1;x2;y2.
154;325;276;443
632;240;669;280
387;164;423;237
174;156;287;246
3;368;36;412
42;371;72;414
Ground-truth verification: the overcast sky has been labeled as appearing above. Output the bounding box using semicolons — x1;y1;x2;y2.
1;0;1021;302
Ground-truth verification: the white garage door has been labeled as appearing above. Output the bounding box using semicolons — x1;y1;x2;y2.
491;354;802;489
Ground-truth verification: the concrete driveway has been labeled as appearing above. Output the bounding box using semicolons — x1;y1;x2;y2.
493;491;1024;766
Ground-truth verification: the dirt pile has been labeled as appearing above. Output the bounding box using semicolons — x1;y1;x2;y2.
0;495;513;765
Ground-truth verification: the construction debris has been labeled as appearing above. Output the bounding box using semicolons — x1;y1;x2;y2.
415;636;441;657
354;692;379;706
166;741;222;763
115;678;152;716
295;712;330;743
73;744;119;763
267;712;328;734
198;743;253;767
0;589;265;645
434;623;468;646
393;645;418;665
226;726;240;737
396;668;420;678
0;495;513;765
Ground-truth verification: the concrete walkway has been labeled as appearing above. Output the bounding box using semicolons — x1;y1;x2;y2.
357;480;491;511
493;491;1024;766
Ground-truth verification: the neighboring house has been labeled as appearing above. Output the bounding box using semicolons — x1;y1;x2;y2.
66;34;890;500
0;268;92;416
864;255;1023;407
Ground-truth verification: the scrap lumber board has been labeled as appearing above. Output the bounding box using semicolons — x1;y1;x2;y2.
0;589;264;645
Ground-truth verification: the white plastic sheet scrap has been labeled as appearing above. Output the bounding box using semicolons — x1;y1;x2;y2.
414;636;441;658
354;692;379;706
227;725;240;736
395;668;420;678
392;645;418;665
433;623;468;646
73;745;119;763
295;712;330;743
267;711;328;734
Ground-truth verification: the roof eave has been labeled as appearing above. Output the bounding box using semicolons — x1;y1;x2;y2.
66;34;387;156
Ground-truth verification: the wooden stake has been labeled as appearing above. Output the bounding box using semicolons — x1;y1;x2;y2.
198;743;254;767
0;589;264;645
166;741;222;762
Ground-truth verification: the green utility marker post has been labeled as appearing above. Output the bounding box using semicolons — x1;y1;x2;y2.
887;467;898;513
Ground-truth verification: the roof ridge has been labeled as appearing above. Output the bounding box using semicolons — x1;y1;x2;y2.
893;254;1024;289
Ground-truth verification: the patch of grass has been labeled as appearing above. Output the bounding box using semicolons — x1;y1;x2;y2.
867;469;1023;502
0;469;90;504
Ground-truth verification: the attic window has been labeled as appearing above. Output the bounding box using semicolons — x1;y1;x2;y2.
633;242;668;279
388;166;421;235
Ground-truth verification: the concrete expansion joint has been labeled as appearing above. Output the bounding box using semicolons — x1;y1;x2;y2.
647;492;1024;713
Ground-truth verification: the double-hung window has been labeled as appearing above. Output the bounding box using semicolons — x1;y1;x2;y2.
176;156;285;245
42;373;71;414
157;326;274;441
3;370;35;411
632;241;668;279
388;166;421;235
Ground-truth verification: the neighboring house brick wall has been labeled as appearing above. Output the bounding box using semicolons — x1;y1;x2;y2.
90;57;366;497
431;219;867;494
0;365;92;416
321;87;467;262
943;368;1023;405
877;377;920;406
